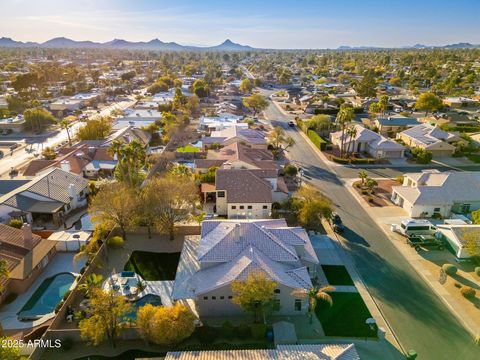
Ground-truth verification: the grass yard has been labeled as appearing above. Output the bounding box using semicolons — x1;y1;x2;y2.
321;265;354;286
315;292;377;338
124;251;181;281
176;145;200;153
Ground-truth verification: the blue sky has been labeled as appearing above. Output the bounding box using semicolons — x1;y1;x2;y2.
1;0;479;48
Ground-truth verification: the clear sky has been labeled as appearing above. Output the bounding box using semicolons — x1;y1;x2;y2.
1;0;479;48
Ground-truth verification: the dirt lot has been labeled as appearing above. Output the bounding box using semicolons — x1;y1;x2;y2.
352;179;399;207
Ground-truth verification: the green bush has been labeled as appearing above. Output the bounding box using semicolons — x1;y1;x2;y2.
221;321;235;340
475;267;480;277
284;164;298;176
460;286;476;299
237;323;251;339
8;218;23;229
62;290;71;301
331;156;349;164
307;130;327;150
412;148;433;164
442;264;457;276
108;236;124;248
196;326;218;344
55;300;64;314
251;324;267;340
367;197;374;203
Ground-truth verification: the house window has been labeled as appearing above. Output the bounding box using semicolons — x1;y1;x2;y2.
231;206;236;210
228;296;233;299
220;296;224;300
294;299;302;311
240;205;244;210
217;191;225;198
274;289;281;294
247;205;252;209
262;205;268;209
212;296;216;300
203;296;208;300
273;299;280;311
434;207;441;212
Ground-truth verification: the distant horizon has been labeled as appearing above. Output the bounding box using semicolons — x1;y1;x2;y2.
0;0;479;49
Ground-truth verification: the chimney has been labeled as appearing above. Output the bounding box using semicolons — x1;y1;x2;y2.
234;223;241;241
60;160;71;173
22;223;33;249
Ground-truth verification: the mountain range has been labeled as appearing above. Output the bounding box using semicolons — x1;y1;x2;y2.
1;37;479;51
0;37;254;51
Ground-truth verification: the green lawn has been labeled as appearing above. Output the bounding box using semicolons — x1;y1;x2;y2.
315;292;377;338
321;265;354;286
176;145;200;153
124;251;181;281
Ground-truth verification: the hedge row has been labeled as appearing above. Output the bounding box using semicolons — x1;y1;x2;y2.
312;107;364;115
307;130;328;150
330;156;376;164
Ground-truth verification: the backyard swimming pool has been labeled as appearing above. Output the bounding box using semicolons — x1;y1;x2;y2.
17;273;76;321
125;294;162;320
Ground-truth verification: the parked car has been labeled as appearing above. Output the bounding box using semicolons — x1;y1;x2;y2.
288;120;295;127
331;212;345;233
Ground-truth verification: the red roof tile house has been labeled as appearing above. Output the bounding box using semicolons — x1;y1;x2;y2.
0;224;57;303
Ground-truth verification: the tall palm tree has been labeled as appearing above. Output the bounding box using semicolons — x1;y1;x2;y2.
292;285;335;324
60;119;72;146
346;125;358;157
78;273;104;298
336;104;355;158
358;170;368;186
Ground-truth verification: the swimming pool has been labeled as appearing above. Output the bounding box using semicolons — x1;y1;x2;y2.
18;273;76;321
125;294;162;320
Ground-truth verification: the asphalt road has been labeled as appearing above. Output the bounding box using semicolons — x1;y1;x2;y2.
262;92;480;360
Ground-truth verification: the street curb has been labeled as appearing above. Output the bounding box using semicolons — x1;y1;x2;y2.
342;178;480;341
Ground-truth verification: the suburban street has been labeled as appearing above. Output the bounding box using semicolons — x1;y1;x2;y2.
0;98;136;178
262;89;480;360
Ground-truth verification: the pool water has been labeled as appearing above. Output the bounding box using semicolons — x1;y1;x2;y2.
18;273;75;320
125;294;162;320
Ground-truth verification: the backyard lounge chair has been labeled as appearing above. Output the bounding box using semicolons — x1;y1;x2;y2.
121;271;135;278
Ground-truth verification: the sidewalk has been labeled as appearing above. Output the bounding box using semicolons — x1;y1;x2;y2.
343;177;480;340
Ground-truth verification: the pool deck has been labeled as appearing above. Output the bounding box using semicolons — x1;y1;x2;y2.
0;253;85;330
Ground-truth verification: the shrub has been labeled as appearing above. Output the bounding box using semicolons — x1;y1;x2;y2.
80;267;86;274
395;175;404;184
331;156;349;164
8;218;23;229
460;286;476;299
442;264;457;276
108;236;124;248
354;182;361;188
475;267;480;277
367;197;374;203
55;300;64;314
196;326;218;344
361;189;368;195
237;323;251;339
350;158;376;164
307;130;327;150
454;282;462;288
284;164;298;177
221;321;235;340
251;324;267;340
61;337;73;351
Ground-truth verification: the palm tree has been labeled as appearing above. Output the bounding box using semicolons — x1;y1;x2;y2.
60;119;72;146
78;273;104;298
293;285;335;324
358;170;368;186
336;104;355;158
346;125;358;157
365;178;378;193
268;127;295;151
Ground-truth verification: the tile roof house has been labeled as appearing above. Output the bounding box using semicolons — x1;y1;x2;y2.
172;219;319;317
0;168;88;228
397;124;460;157
213;169;288;218
374;114;420;136
0;223;57;303
202;125;267;149
164;344;360;360
436;224;480;260
23;144;116;179
391;170;480;218
195;142;278;173
330;124;404;159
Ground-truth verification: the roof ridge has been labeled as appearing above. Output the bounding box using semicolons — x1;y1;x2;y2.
254;223;299;260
